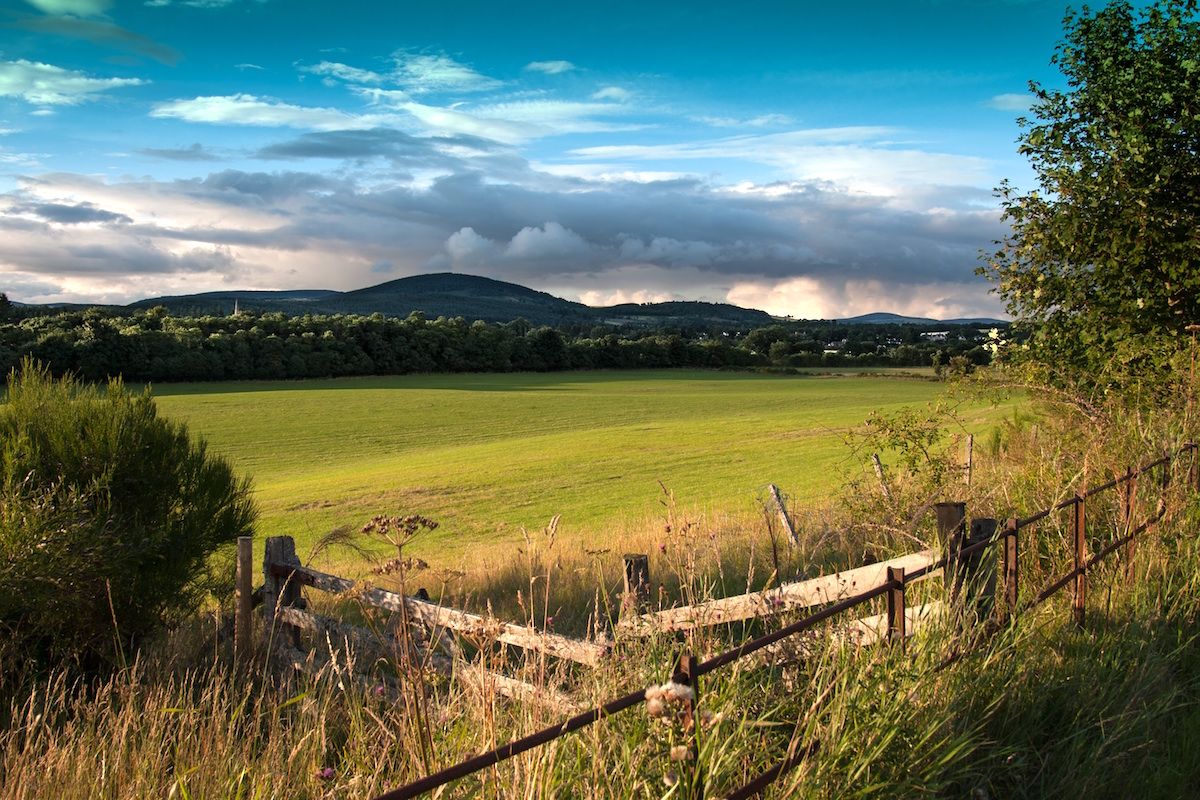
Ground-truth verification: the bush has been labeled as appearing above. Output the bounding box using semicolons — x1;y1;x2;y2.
0;360;256;677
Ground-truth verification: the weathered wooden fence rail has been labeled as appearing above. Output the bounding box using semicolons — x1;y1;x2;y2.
237;442;1196;799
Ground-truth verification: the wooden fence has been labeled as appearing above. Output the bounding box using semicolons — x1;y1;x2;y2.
238;442;1197;799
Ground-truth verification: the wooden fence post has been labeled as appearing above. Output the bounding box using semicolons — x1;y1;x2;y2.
1124;467;1139;579
1073;495;1087;628
1003;518;1019;622
872;454;893;499
263;536;303;650
235;536;253;668
767;484;799;547
936;502;966;603
886;566;906;645
623;553;650;618
965;433;974;487
967;518;998;621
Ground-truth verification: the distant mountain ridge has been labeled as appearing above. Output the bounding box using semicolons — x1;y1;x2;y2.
89;273;1002;327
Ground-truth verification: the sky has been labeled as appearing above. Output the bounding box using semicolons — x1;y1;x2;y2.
0;0;1081;319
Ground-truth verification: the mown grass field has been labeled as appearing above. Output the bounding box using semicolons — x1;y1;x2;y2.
149;369;1008;568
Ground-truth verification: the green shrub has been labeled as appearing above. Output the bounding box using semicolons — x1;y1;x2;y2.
0;360;256;677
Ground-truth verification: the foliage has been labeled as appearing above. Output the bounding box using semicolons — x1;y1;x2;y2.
979;0;1200;406
0;304;997;383
0;360;256;677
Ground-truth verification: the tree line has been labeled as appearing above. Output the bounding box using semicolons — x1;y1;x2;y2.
0;300;996;383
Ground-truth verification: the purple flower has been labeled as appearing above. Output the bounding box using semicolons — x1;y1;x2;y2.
319;767;335;780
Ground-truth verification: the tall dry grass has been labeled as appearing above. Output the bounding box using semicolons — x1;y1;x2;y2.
3;388;1200;799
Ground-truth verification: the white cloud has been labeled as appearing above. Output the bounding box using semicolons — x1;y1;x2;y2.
24;0;111;16
508;221;591;260
570;127;991;195
150;94;398;130
235;63;264;71
727;276;830;319
445;227;498;266
988;93;1031;111
391;52;503;94
695;113;793;128
300;61;387;85
443;222;594;268
0;59;143;105
524;60;577;75
591;86;631;102
397;100;540;144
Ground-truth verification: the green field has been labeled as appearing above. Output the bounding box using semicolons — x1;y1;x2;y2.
149;370;1006;565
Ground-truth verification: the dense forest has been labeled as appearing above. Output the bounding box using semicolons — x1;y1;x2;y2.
0;297;996;382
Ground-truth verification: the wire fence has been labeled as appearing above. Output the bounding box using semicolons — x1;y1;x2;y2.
252;442;1197;800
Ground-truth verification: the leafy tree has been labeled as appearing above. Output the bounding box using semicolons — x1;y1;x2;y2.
0;361;256;677
979;0;1200;404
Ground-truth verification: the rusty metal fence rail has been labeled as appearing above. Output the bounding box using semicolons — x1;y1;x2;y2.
251;443;1196;800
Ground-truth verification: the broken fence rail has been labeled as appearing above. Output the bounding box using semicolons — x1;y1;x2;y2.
364;442;1195;799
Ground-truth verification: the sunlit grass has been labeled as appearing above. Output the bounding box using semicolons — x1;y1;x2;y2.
149;370;1012;570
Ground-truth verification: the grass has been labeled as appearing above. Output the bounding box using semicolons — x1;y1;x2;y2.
3;432;1197;799
3;373;1199;799
148;370;1010;570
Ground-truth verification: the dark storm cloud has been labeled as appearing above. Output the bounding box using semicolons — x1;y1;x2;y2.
254;128;503;164
14;15;183;66
138;143;223;162
0;158;1005;317
28;201;132;224
189;170;346;207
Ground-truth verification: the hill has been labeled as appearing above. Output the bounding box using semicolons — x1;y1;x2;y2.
125;273;779;328
841;312;1008;326
34;273;1003;329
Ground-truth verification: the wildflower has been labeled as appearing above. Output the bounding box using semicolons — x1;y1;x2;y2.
659;681;694;703
659;542;667;553
545;616;554;627
375;685;385;696
319;767;335;780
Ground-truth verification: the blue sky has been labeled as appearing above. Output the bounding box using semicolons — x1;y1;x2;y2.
0;0;1077;318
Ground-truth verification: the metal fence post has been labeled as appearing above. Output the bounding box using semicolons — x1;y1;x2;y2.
886;566;906;646
1124;467;1139;579
1003;518;1019;622
1073;495;1087;628
676;651;701;800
